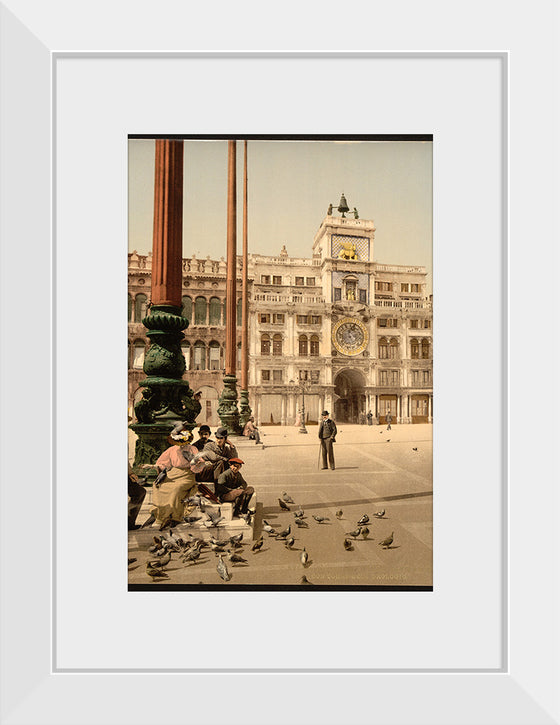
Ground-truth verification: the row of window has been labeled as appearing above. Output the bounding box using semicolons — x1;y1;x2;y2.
258;369;431;385
128;294;243;326
130;333;430;368
260;334;320;357
130;339;242;372
257;334;431;359
260;275;316;286
376;282;422;293
378;338;431;359
378;318;431;329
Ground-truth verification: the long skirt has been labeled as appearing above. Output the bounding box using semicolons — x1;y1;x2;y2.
151;467;197;524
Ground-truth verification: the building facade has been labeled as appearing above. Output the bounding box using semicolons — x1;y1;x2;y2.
128;209;432;427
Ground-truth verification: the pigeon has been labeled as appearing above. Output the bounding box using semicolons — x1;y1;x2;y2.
165;529;181;546
210;542;227;553
227;551;248;565
148;536;163;553
379;532;394;549
242;511;253;526
284;537;295;549
346;527;362;539
361;526;370;540
140;513;156;529
294;509;305;519
335;510;343;519
412;447;418;452
182;547;202;564
155;544;172;556
159;514;176;531
146;562;168;580
294;518;309;528
183;494;207;507
386;439;391;443
373;510;386;518
252;537;264;553
282;492;295;504
206;508;224;527
278;498;290;511
276;525;291;540
300;547;309;567
357;514;369;526
262;520;276;535
216;555;230;581
128;557;137;565
229;532;244;547
313;515;329;524
343;538;353;551
300;575;313;585
148;550;171;568
183;515;201;524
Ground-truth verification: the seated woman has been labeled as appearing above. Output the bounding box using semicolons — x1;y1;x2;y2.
149;430;199;528
215;458;254;518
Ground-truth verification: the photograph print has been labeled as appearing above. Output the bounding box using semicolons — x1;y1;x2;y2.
127;136;433;590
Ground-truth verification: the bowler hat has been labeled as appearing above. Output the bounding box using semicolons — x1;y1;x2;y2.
321;410;329;416
198;425;211;434
215;427;228;439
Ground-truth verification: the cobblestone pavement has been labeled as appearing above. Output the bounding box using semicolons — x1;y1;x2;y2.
128;423;433;589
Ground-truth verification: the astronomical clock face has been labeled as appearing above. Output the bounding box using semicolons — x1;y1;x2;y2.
332;317;368;356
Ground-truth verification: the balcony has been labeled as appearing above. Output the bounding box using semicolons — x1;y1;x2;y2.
374;298;432;310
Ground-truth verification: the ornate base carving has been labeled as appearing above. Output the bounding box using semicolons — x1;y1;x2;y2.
218;373;242;435
130;303;201;469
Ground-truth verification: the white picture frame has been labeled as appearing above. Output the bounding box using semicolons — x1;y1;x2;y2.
1;1;558;723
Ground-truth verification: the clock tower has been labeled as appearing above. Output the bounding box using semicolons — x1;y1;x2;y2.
312;196;378;421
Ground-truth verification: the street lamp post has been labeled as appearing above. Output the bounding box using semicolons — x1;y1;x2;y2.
291;379;310;434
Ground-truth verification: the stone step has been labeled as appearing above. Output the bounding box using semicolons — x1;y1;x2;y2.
130;494;256;547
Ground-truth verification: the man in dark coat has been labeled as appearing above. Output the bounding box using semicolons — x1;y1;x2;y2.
386;410;393;430
199;426;239;482
318;410;337;470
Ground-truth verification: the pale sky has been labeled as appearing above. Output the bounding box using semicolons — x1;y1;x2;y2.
128;138;432;291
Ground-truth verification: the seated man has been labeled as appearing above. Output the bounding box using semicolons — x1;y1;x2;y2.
128;462;146;530
215;458;254;517
197;427;239;483
242;416;261;444
193;424;212;451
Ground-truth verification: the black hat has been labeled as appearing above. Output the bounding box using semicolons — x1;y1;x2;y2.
198;425;211;434
215;427;228;439
321;410;329;416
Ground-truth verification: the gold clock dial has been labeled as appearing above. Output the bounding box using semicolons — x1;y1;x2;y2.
332;317;368;356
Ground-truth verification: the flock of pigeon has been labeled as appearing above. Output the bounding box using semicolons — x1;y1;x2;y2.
136;490;396;585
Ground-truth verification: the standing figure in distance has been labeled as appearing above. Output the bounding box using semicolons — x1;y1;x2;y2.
366;410;373;426
386;410;393;430
318;410;337;471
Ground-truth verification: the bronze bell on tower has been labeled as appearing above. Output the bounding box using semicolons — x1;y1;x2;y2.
337;193;350;217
